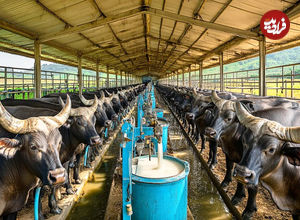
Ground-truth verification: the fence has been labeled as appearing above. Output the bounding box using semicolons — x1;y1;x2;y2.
0;66;140;100
160;62;300;99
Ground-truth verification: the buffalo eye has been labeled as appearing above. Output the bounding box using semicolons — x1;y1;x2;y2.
268;147;276;154
30;145;37;151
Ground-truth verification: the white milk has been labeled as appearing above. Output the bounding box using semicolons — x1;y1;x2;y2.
132;156;184;178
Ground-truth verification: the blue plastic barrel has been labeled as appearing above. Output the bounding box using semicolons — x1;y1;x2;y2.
132;155;190;220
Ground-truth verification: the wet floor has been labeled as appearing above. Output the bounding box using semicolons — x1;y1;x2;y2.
156;92;232;220
67;92;232;220
67;133;122;220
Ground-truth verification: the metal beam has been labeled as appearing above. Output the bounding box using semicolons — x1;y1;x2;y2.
145;8;260;40
39;8;143;42
259;36;266;96
158;0;206;72
78;55;83;94
163;0;233;73
219;52;224;91
34;40;41;98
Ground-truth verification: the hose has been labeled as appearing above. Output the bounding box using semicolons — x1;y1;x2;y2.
84;145;90;167
34;186;41;220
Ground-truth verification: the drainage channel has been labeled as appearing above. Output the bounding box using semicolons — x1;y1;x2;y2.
66;132;123;220
67;91;239;220
155;90;236;220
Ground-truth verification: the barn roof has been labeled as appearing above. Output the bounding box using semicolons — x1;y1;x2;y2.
0;0;300;77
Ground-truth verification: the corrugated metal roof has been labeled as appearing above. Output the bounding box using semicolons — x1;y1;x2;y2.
0;0;299;77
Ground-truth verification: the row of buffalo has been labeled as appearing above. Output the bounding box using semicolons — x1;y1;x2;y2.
0;84;146;219
157;84;300;220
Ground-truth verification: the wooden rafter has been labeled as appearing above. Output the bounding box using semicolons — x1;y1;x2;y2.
163;0;233;72
157;0;206;72
35;0;128;69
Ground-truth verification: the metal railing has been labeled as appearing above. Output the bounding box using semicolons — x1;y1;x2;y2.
160;62;300;99
0;65;139;100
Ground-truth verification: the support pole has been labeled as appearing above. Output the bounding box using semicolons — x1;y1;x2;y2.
259;36;266;96
34;40;41;98
125;72;127;86
182;69;185;87
219;52;224;92
96;60;99;90
176;71;178;87
199;61;203;89
120;71;123;87
115;71;118;88
188;66;191;87
106;66;109;88
78;54;83;94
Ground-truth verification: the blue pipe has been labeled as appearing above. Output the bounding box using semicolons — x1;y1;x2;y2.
105;128;108;138
84;145;90;167
34;186;41;220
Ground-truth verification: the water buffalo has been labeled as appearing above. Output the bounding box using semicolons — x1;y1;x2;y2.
0;96;71;219
234;102;300;220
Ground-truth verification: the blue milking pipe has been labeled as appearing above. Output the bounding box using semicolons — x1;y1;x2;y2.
34;186;41;220
84;145;90;167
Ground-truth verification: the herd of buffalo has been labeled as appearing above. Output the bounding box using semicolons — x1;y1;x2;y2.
157;84;300;220
0;84;146;220
1;80;300;220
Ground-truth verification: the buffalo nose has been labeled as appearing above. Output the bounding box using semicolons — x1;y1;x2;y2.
186;113;194;120
205;127;216;138
233;164;256;184
105;120;112;127
112;114;118;121
90;136;101;145
48;168;66;185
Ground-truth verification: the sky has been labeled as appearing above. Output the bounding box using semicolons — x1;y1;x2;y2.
0;51;52;68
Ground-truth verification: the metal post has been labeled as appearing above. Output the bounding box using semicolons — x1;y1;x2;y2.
219;52;224;92
259;36;266;96
34;40;41;98
115;71;118;88
188;66;191;87
106;66;109;88
4;67;7;91
176;71;178;87
182;69;185;86
199;61;203;89
78;54;82;94
120;71;123;87
96;60;99;90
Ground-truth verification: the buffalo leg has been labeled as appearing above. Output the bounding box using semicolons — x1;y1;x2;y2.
220;156;233;188
73;153;82;184
199;133;205;153
49;187;62;214
208;140;217;169
242;186;258;220
64;162;74;195
231;182;246;205
3;212;18;220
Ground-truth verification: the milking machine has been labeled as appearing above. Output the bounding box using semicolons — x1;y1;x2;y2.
121;84;190;220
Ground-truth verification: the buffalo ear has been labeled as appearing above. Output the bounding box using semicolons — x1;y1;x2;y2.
0;138;21;159
282;144;300;166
